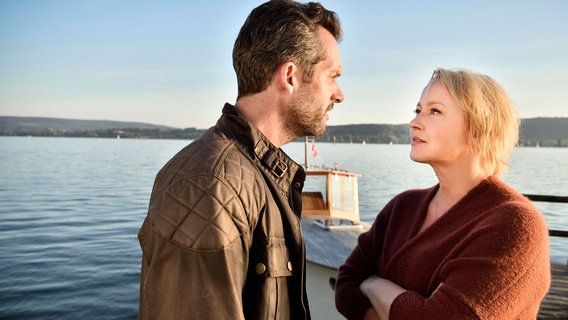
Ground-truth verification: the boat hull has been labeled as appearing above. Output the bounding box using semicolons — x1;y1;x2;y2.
306;262;344;320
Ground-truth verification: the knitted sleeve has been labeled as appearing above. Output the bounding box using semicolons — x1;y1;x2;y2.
335;198;396;319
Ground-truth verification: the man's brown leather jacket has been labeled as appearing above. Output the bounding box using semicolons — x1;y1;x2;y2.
138;104;310;319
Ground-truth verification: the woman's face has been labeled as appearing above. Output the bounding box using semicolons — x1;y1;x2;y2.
409;80;472;167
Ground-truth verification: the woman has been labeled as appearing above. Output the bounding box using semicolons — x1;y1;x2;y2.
335;68;550;319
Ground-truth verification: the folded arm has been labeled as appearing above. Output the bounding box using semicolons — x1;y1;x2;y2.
360;276;406;320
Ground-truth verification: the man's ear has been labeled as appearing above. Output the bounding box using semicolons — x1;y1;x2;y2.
277;62;299;95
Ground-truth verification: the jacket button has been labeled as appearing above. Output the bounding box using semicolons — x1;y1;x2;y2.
287;261;293;272
255;263;266;274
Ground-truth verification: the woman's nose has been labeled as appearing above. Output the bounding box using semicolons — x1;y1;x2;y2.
409;115;421;130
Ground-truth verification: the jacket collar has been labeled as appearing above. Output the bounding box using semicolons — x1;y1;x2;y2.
216;103;305;193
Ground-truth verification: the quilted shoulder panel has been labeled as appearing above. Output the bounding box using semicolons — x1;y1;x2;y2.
150;175;246;252
148;135;268;252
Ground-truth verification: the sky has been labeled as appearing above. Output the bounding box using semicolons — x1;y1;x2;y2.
1;0;567;129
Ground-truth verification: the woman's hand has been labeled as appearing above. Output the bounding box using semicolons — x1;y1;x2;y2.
360;276;406;320
362;306;380;320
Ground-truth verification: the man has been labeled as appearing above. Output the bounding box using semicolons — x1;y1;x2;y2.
137;0;344;319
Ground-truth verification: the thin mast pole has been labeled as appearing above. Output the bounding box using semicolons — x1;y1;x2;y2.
304;136;309;168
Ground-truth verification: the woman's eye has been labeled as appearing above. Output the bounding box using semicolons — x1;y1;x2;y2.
430;108;441;115
414;108;421;115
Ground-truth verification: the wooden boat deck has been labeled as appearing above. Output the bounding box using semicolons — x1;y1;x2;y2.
301;218;568;319
302;218;368;269
539;262;568;319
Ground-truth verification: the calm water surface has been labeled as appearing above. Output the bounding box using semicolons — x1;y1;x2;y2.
1;137;566;319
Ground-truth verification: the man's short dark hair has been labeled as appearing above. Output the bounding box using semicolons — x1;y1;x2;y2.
233;0;342;99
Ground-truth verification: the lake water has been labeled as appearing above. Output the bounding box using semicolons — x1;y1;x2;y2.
1;136;566;319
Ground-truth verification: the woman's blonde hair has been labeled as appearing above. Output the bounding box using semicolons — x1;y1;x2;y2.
431;68;519;176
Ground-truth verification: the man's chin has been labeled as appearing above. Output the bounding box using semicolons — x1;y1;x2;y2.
312;124;327;137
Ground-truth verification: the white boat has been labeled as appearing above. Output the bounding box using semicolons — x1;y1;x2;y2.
300;138;369;319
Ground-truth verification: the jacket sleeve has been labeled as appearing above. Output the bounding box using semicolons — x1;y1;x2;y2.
138;176;253;320
389;202;551;319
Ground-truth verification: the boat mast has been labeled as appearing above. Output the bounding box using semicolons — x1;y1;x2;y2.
304;136;309;168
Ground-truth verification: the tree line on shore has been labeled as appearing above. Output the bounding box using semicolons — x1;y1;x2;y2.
1;116;566;147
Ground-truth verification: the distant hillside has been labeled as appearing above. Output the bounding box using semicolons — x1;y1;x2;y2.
316;123;410;144
1;116;566;147
0;116;174;132
520;117;567;143
516;117;568;147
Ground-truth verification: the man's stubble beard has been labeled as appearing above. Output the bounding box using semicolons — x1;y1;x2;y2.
283;85;328;140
